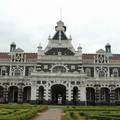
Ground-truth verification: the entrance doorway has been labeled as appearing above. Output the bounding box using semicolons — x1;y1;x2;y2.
73;87;78;104
51;84;66;104
23;86;31;103
8;86;18;103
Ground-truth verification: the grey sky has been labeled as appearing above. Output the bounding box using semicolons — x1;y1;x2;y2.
0;0;120;53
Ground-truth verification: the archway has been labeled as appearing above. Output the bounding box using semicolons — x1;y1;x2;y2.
0;86;4;103
23;86;31;103
51;84;66;104
73;87;78;104
100;88;110;104
38;86;44;103
86;87;95;105
115;88;120;102
8;86;18;103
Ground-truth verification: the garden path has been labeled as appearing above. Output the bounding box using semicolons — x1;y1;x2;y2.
31;108;63;120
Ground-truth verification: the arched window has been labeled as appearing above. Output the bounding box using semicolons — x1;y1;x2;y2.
14;69;21;76
85;68;91;77
52;66;66;73
113;69;118;77
28;67;33;76
1;67;7;76
99;71;105;78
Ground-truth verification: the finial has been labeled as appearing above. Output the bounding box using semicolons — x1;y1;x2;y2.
60;8;62;21
11;41;16;45
78;43;82;51
69;34;72;40
48;34;51;40
38;42;42;50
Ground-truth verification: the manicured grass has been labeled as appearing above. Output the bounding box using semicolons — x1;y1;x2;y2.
64;106;120;120
0;104;48;120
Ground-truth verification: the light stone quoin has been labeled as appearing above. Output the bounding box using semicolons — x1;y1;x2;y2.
0;21;120;105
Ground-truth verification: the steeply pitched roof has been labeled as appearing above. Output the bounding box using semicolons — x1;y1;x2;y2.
52;31;68;40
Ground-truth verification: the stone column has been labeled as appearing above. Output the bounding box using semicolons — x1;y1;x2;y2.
110;85;115;105
23;66;26;76
47;86;51;104
94;66;97;78
44;82;49;103
107;66;110;78
3;84;8;103
31;85;37;103
80;86;86;105
18;85;23;103
35;86;39;103
9;65;12;76
78;87;81;103
95;85;100;105
66;82;72;104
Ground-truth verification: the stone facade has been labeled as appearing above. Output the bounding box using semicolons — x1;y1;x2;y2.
0;20;120;105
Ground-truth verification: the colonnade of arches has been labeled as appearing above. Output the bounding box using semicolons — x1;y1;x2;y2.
37;84;79;105
86;87;120;105
0;84;79;104
0;86;31;103
0;85;120;104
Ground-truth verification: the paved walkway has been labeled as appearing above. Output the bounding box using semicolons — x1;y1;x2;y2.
31;108;63;120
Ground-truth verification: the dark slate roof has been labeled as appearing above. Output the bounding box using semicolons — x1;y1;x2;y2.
52;31;68;40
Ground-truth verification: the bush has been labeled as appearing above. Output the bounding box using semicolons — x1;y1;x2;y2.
0;104;48;120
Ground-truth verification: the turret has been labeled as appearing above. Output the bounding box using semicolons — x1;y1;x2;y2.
76;44;82;59
105;43;111;53
10;42;16;52
105;43;112;57
37;43;42;52
37;43;43;59
77;44;82;53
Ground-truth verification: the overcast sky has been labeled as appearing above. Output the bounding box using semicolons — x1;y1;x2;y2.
0;0;120;53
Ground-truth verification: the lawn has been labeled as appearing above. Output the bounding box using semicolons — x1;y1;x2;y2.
0;104;47;120
64;106;120;120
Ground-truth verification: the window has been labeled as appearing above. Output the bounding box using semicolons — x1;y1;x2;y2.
1;70;6;76
99;71;105;78
85;68;91;77
1;67;7;76
28;67;33;76
52;66;66;73
14;69;21;76
113;69;118;77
